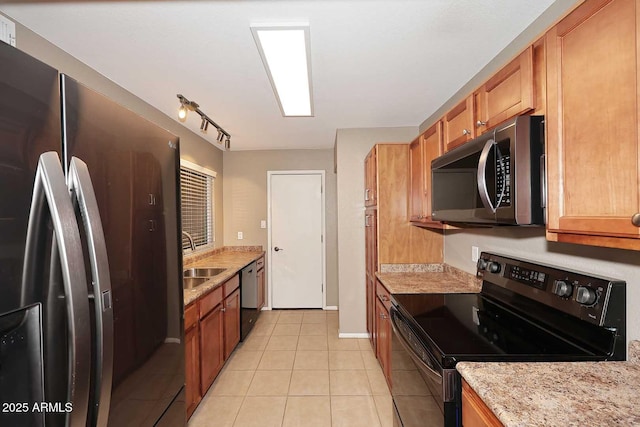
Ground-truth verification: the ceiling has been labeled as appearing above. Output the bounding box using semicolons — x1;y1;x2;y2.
1;1;557;151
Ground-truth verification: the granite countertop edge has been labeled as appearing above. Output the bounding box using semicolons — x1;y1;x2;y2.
183;248;265;306
375;264;481;294
457;340;640;427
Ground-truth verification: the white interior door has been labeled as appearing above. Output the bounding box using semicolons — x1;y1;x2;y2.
269;172;324;308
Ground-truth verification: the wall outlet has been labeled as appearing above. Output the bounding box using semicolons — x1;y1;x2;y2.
260;220;266;229
237;231;243;240
471;246;479;262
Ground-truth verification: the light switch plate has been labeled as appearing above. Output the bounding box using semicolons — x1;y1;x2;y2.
237;231;243;240
260;220;266;229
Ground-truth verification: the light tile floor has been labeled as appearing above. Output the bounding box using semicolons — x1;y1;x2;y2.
188;310;392;427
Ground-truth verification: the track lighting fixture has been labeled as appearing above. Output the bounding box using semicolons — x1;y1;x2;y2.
176;94;231;149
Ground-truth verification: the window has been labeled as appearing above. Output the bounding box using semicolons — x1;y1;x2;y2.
180;159;216;251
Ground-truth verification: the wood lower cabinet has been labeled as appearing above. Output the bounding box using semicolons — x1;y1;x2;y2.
199;303;224;394
545;0;640;250
185;273;243;420
375;280;392;388
223;287;240;359
257;256;266;309
184;303;201;419
462;379;504;427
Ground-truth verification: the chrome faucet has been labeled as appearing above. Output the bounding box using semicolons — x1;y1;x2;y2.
182;231;196;251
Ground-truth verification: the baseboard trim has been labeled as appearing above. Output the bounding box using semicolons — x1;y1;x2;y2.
165;338;181;344
323;306;338;311
338;332;369;339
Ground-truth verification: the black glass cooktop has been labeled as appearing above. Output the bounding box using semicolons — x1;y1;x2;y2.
391;291;613;369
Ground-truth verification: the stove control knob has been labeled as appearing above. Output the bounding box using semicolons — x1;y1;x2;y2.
552;280;573;298
487;262;501;274
477;258;488;271
576;286;598;306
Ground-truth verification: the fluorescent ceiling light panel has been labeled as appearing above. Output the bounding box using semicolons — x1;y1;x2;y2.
251;25;313;117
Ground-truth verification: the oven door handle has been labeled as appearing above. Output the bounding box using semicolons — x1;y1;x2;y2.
390;308;442;384
477;138;497;213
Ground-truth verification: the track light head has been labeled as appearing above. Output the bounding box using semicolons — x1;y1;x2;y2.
178;104;187;121
225;136;231;150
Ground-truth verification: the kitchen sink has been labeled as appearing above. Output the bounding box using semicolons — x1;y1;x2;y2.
183;267;228;289
183;277;209;289
183;267;227;278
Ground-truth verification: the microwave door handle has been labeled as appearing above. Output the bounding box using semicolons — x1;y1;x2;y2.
21;152;91;427
68;157;114;427
477;138;497;213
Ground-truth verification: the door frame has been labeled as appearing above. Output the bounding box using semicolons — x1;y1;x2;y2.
267;170;327;310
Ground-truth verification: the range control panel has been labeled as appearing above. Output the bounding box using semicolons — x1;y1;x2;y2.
476;252;625;327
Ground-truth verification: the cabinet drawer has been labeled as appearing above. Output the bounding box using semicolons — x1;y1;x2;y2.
223;274;240;298
376;280;392;311
185;302;198;331
199;286;223;319
256;257;265;271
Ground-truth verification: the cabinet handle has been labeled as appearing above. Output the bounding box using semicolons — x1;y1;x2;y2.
462;129;471;136
378;294;388;301
632;213;640;227
221;307;226;312
379;313;388;319
365;189;370;201
365;215;370;227
476;120;487;127
148;219;156;232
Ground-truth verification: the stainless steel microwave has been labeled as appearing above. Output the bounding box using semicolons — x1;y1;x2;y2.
431;115;545;225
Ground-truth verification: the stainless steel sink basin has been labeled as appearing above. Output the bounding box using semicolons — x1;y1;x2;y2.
183;277;209;290
183;267;227;278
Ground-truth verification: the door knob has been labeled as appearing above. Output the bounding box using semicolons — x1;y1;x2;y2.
632;213;640;227
274;247;284;252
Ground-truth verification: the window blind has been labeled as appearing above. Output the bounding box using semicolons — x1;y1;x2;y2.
180;166;214;251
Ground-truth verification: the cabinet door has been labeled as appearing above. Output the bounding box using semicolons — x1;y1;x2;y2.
223;288;241;360
421;122;444;226
475;46;534;133
408;137;423;222
443;96;475;152
462;379;504;427
365;208;377;349
257;268;265;310
185;321;200;420
364;147;378;206
546;0;640;245
375;297;391;387
200;304;224;395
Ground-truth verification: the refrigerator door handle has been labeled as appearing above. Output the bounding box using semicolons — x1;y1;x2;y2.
68;156;114;427
21;152;91;427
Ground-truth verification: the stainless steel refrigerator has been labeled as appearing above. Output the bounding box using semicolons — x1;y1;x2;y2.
0;42;184;426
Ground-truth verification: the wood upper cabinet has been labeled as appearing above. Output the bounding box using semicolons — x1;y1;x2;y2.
364;148;378;206
443;96;475;152
409;122;444;228
474;46;534;133
462;379;504;427
546;0;640;249
223;287;241;360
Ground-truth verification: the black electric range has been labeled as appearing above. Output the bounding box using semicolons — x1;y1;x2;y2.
389;252;626;427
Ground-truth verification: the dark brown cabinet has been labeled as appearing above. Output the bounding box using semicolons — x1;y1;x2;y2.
257;256;266;310
184;303;201;420
199;302;224;395
223;288;241;360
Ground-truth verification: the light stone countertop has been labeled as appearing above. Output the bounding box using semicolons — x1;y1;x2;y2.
375;264;481;294
457;341;640;427
183;248;265;306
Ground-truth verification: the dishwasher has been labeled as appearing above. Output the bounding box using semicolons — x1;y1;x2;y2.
240;261;259;340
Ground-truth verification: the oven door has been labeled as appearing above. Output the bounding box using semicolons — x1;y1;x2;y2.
390;306;459;426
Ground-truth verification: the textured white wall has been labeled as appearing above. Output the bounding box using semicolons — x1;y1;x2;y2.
335;127;417;335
